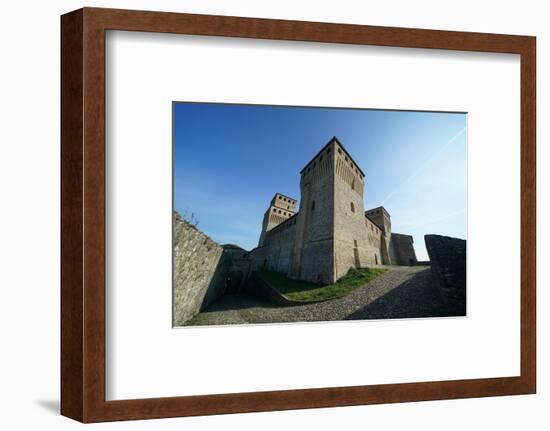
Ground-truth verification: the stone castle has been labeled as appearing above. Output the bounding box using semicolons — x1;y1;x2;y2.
248;137;417;284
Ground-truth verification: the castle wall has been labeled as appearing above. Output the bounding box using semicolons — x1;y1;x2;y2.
424;234;466;315
250;216;297;274
258;205;295;246
365;216;384;264
173;215;231;325
389;233;418;265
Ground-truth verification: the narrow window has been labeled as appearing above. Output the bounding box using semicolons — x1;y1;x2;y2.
350;202;355;213
354;239;358;247
351;179;355;190
311;200;316;211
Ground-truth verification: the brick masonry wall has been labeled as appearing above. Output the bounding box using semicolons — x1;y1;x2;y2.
334;150;376;279
252;218;297;274
425;234;467;316
291;145;335;283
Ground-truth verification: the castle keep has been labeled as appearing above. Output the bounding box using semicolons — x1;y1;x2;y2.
249;137;417;284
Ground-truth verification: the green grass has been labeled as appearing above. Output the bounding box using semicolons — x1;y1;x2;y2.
257;267;388;302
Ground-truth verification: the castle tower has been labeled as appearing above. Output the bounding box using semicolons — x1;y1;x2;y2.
289;137;386;283
289;138;338;283
365;206;391;235
365;206;392;264
332;138;376;279
258;193;297;246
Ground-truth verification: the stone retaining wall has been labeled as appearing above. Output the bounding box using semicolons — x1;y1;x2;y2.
425;234;466;316
173;213;232;325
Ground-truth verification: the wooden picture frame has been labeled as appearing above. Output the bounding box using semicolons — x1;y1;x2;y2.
61;7;536;423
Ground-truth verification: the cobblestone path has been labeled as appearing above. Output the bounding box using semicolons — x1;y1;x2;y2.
185;266;448;326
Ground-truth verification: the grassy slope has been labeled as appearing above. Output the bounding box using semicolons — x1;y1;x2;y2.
258;267;388;302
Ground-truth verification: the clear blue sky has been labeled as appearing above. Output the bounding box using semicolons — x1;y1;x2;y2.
173;102;467;261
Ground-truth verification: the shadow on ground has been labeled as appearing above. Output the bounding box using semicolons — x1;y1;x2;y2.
201;292;279;312
184;266;459;326
344;269;446;320
34;399;59;415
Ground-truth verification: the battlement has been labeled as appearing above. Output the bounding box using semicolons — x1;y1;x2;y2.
365;206;391;221
271;193;297;211
258;194;298;247
300;136;365;178
267;205;295;220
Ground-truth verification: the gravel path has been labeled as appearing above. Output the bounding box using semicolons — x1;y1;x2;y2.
185;266;447;326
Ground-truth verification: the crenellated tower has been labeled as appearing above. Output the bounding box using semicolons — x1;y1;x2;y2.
365;206;392;264
331;138;377;279
289;137;337;283
258;193;297;246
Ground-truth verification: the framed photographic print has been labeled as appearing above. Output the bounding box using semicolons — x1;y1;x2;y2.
61;7;536;422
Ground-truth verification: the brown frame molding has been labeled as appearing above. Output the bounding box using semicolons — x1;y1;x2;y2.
61;7;536;423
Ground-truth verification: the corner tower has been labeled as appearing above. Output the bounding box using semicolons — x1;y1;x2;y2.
288;138;339;283
258;193;297;246
290;137;377;283
365;206;392;264
332;138;376;279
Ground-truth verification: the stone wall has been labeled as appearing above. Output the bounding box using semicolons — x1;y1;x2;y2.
173;213;233;326
251;216;297;274
334;150;372;279
425;234;466;316
220;244;251;294
389;233;418;266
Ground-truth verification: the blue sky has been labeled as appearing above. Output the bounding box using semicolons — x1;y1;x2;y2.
173;102;467;261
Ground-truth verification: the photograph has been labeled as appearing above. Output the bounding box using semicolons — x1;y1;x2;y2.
172;102;467;327
1;1;539;427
